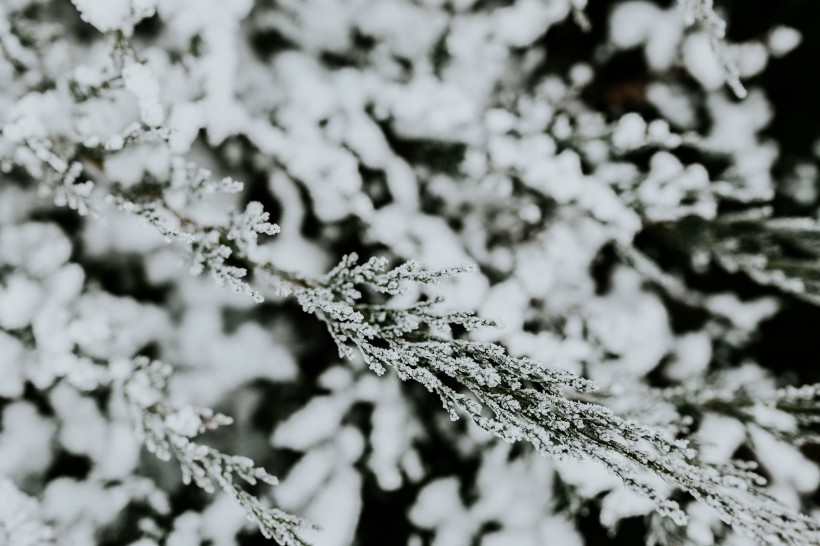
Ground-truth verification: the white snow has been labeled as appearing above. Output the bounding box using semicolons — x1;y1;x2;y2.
612;113;647;150
769;26;802;57
697;414;746;464
122;61;165;127
0;403;55;480
666;332;712;381
683;33;726;92
71;0;133;33
299;467;362;546
0;479;54;546
751;428;820;494
0;332;25;398
610;2;682;70
0;274;42;330
272;395;352;450
610;2;662;49
410;478;464;529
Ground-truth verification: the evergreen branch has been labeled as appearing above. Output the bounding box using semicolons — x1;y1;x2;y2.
653;369;820;447
120;357;315;546
272;254;820;545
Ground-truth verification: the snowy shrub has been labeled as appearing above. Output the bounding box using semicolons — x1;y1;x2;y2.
2;0;820;545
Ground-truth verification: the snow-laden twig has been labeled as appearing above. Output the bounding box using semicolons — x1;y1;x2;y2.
119;357;315;546
679;0;747;98
267;254;820;545
647;367;820;447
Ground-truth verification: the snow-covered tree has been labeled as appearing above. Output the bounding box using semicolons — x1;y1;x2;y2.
1;0;820;545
